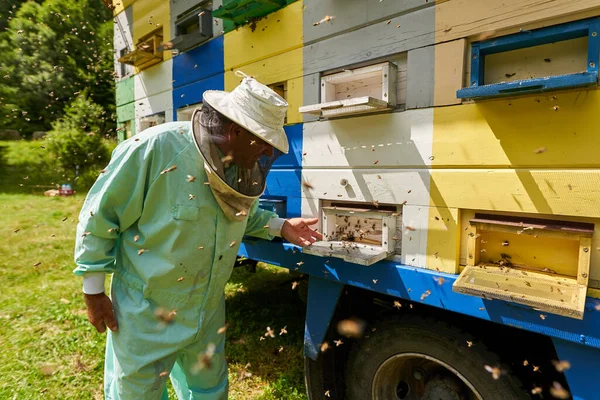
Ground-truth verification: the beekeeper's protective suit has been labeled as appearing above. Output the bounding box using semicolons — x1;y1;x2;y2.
73;75;318;399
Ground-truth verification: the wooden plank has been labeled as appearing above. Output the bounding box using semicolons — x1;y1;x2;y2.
116;77;134;107
172;73;224;111
134;59;173;101
133;0;171;45
172;36;224;89
433;39;465;106
300;169;431;210
117;103;135;123
471;213;595;234
303;73;320;122
435;0;600;43
401;205;429;268
579;237;592;285
426;207;460;273
431;90;600;168
302;109;434;168
224;1;303;71
466;224;479;267
303;7;435;76
407;46;435;109
224;47;303;123
429;169;600;219
135;91;173;120
303;0;434;44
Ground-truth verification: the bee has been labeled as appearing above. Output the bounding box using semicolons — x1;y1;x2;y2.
466;341;473;347
552;106;559;112
235;210;247;217
192;343;216;373
313;15;335;26
160;165;177;174
531;386;542;395
108;228;118;233
532;365;541;372
138;249;148;255
155;307;176;324
549;382;570;399
484;365;502;380
320;342;330;352
371;200;379;208
386;20;391;25
81;231;91;237
33;262;42;267
523;360;529;366
393;301;402;309
325;390;331;397
217;324;228;335
133;236;140;242
420;290;431;301
63;217;69;222
186;175;196;182
534;147;547;154
334;339;343;347
159;371;169;377
337;318;366;338
434;277;445;285
229;241;236;247
221;154;234;167
373;160;379;165
279;326;287;335
397;24;401;28
552;360;571;372
296;261;304;266
13;229;20;233
372;279;378;284
502;241;509;246
302;180;314;190
278;346;284;353
264;327;275;338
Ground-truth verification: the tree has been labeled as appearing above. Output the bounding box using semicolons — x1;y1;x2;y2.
0;0;115;137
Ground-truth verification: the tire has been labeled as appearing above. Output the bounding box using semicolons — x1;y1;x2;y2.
346;316;529;400
305;350;347;400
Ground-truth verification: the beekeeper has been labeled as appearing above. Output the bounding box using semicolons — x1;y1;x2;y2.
74;73;321;399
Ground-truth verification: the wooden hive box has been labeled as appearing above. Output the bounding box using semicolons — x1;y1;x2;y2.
453;213;594;319
303;206;397;266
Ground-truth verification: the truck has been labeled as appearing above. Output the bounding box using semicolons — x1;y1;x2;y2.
109;0;600;398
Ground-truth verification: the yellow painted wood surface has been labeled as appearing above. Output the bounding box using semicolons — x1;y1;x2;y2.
112;0;135;16
459;210;600;284
425;207;460;273
431;90;600;168
132;0;171;62
435;0;600;42
466;225;478;266
578;237;592;285
434;39;465;106
223;1;303;71
429;169;600;218
477;230;580;277
225;48;303;124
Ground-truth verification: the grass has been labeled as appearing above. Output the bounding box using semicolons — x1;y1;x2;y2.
0;140;307;399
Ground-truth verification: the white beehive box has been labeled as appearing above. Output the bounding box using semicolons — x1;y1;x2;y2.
303;206;398;266
299;62;397;118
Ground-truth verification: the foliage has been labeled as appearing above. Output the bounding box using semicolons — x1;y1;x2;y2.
46;91;111;179
0;0;115;137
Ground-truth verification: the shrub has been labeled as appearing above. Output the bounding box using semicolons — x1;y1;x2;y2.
46;91;110;186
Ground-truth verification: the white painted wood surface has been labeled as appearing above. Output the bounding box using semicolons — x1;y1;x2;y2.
401;205;430;268
302;109;434;168
134;59;173;101
113;7;134;80
407;46;434;109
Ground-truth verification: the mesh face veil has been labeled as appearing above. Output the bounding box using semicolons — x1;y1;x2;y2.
191;102;282;198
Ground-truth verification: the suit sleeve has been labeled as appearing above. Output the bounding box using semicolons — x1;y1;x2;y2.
73;141;155;277
243;198;286;240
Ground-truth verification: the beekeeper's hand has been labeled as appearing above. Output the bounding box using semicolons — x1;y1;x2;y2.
84;293;118;333
281;218;323;247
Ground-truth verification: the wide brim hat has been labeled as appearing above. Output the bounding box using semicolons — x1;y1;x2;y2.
202;72;289;154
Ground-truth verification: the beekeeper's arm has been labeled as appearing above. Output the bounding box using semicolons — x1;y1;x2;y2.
244;200;323;246
74;141;154;332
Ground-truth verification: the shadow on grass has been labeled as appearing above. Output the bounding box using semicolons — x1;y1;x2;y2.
224;265;308;399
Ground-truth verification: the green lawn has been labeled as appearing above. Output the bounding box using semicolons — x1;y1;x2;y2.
0;140;307;399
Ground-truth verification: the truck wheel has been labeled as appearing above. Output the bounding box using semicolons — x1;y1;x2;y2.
305;351;346;400
346;316;529;400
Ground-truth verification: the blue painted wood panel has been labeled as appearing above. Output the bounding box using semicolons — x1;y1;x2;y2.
264;169;301;218
172;36;224;89
172;73;225;110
